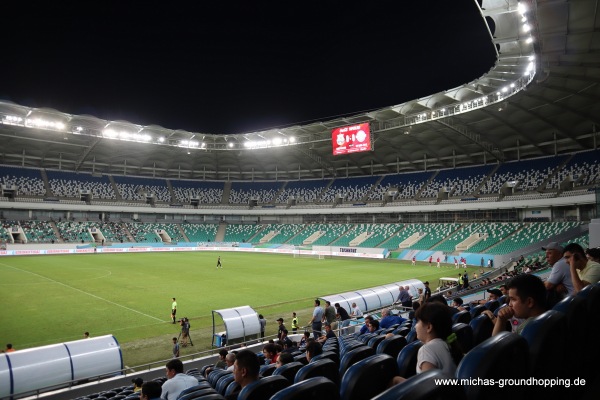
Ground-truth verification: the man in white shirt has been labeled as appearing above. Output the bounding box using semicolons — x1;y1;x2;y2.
543;242;574;299
160;359;198;400
351;302;363;318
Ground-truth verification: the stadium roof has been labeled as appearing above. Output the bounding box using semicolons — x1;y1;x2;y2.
0;0;598;181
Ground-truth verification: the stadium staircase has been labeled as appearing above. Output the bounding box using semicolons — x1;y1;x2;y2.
552;154;575;197
177;225;189;242
473;164;500;198
108;175;123;201
165;179;176;203
49;221;64;243
40;169;51;197
215;223;226;242
222;181;232;204
415;171;438;201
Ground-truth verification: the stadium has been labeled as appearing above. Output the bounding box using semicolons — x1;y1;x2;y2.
1;0;599;399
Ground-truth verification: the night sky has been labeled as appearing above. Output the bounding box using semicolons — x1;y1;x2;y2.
0;0;495;135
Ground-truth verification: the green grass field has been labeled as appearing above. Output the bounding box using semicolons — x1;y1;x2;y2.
0;252;479;368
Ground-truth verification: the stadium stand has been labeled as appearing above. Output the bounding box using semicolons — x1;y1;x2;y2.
171;180;224;204
419;164;494;199
368;171;432;202
229;181;282;204
223;223;264;243
0;165;46;196
320;176;379;203
276;180;329;204
113;175;171;202
46;170;116;199
182;223;218;242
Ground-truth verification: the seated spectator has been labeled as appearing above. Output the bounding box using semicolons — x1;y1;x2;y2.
262;343;279;365
204;349;228;377
305;340;323;362
132;378;144;393
565;243;600;293
298;331;310;349
367;319;380;333
379;308;405;329
351;302;363;318
278;329;292;348
160;358;199;400
543;242;574;306
225;353;236;371
275;351;294;367
492;274;547;336
317;323;336;343
358;315;374;335
391;302;463;385
409;301;421;320
141;381;162;400
451;297;465;311
586;247;600;263
225;349;260;400
471;288;501;307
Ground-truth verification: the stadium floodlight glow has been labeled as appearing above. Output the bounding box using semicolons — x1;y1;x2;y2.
289;137;296;143
228;142;234;148
521;16;527;23
529;55;535;61
496;92;501;96
272;137;282;145
525;37;534;44
103;128;118;138
3;115;24;125
201;142;206;148
510;83;515;88
523;23;531;32
517;1;527;15
501;87;508;93
158;136;165;143
26;118;65;130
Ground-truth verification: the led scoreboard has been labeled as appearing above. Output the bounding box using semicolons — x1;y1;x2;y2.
332;122;371;155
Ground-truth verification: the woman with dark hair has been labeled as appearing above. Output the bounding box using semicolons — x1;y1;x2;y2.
391;302;463;385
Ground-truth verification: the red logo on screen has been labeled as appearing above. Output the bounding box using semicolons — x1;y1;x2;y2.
332;123;371;155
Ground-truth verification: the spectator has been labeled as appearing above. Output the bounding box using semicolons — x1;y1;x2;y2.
492;274;547;336
262;343;279;365
226;350;260;400
204;349;228;377
358;315;374;335
471;288;501;307
83;331;90;339
132;378;144;393
291;312;299;333
299;331;310;349
417;288;424;304
275;351;294;367
160;359;199;400
140;381;162;400
278;329;292;349
586;247;600;263
305;340;323;363
379;308;405;329
543;242;574;306
225;353;236;371
391;302;463;385
368;319;380;333
335;302;351;332
564;243;600;293
396;286;412;307
451;297;465;311
350;302;363;318
317;323;337;343
308;299;324;339
171;337;179;359
323;300;337;327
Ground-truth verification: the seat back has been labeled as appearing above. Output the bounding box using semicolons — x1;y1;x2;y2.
215;374;235;395
405;329;417;343
469;314;494;345
520;310;567;378
395;340;422;378
294;358;340;387
470;304;486;318
367;334;387;349
457;331;529;400
376;334;407;359
293;354;308;365
177;388;217;400
177;382;213;399
339;354;398;400
207;369;231;387
269;377;340;400
371;369;466;400
272;361;304;383
237;375;289;400
452;310;471;325
338;345;375;375
310;350;340;366
260;363;277;377
452;322;474;353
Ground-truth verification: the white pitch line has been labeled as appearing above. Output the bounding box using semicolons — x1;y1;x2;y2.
0;262;163;322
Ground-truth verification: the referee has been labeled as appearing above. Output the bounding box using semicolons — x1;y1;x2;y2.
171;297;177;324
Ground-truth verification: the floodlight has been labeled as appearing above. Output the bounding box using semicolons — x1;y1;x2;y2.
523;24;531;32
525;37;533;44
158;137;165;143
228;142;234;148
273;138;282;145
517;2;527;15
289;137;296;143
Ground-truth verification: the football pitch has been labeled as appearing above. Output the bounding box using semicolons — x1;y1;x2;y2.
0;252;479;367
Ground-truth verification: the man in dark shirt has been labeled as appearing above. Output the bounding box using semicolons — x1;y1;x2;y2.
276;318;286;340
423;281;432;302
335;303;351;333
